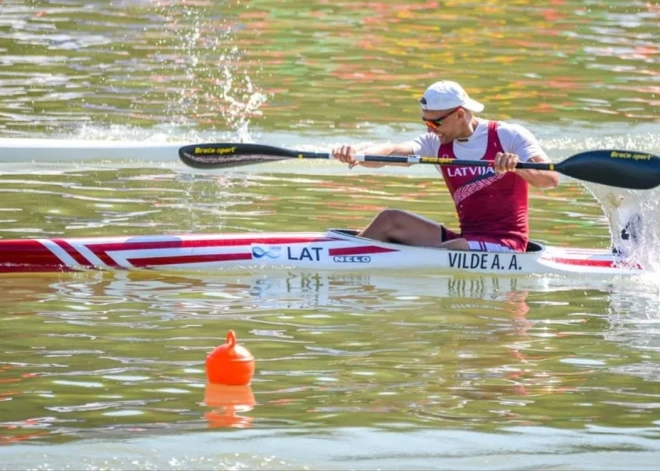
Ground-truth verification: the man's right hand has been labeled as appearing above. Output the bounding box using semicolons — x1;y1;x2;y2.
332;145;360;169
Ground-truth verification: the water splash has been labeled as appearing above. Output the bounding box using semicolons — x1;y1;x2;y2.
542;128;660;273
586;184;660;272
167;2;268;142
219;63;268;142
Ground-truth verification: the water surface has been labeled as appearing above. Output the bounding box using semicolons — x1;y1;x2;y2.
0;0;659;469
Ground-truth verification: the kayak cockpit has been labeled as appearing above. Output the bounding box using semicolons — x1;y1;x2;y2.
526;241;543;253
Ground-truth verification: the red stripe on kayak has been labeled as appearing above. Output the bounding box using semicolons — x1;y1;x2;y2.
329;246;398;256
548;258;615;268
87;236;335;253
128;252;252;268
548;257;643;270
547;257;615;267
52;239;95;268
0;240;72;272
82;245;121;268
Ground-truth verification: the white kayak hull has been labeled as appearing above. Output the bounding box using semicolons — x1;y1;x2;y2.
0;229;642;276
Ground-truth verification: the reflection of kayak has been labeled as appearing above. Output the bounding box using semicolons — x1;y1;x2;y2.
0;229;642;276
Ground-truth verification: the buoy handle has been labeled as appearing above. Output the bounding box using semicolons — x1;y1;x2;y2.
226;330;236;348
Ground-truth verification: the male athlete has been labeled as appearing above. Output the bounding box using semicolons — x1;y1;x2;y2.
332;80;559;252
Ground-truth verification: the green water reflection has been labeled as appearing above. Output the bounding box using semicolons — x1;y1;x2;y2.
0;0;657;136
1;269;660;446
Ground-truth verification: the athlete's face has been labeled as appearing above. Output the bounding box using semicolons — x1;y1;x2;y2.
422;107;462;144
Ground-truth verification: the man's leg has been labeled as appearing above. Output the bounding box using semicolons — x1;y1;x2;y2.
359;209;469;249
437;238;470;250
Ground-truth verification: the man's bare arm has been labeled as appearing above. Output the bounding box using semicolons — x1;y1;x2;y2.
515;155;560;189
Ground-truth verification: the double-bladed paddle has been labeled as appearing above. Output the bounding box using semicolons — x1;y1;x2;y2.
178;142;660;190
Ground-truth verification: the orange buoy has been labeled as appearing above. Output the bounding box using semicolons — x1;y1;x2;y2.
205;330;255;385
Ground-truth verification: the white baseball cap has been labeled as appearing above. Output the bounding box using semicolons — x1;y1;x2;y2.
419;80;484;112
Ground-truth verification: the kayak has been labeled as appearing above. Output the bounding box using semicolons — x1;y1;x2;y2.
0;229;642;276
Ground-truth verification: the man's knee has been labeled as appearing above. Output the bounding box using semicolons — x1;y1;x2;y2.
375;208;407;227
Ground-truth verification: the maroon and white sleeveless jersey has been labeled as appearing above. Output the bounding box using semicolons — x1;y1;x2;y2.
405;119;548;251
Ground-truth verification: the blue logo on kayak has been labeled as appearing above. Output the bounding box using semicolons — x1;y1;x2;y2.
252;246;282;259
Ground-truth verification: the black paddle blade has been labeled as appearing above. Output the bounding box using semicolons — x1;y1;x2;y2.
178;143;298;168
556;149;660;190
